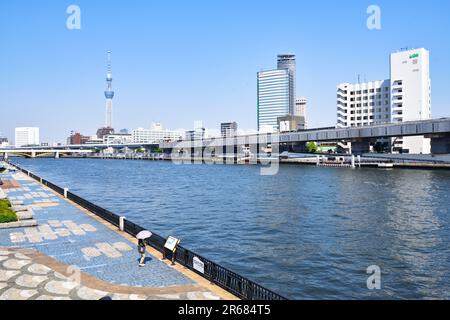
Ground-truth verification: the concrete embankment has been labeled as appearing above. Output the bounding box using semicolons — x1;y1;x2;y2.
59;154;450;170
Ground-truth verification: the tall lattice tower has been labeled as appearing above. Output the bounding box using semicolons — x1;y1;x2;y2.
104;51;115;128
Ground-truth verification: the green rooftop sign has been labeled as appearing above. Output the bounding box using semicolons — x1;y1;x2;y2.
409;53;419;59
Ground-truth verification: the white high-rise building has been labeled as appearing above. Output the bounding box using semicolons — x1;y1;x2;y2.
390;48;431;153
257;54;297;132
336;48;431;154
295;97;308;128
257;69;291;132
337;80;391;128
132;125;183;144
15;127;40;147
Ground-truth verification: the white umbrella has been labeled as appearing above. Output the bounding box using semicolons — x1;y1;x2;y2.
136;230;152;240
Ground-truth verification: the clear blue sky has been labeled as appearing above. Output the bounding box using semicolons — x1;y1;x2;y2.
1;0;450;143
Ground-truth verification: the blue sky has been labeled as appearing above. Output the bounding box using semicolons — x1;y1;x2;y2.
1;0;449;143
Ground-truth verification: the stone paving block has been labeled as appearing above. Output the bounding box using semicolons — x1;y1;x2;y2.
27;263;52;275
112;242;132;252
62;220;86;236
35;295;71;300
54;228;71;237
0;269;20;281
45;280;79;295
38;225;58;241
95;243;122;258
0;287;38;300
3;258;32;270
10;232;26;243
48;220;63;228
14;253;31;260
15;274;48;288
76;286;109;300
81;247;102;258
24;228;43;243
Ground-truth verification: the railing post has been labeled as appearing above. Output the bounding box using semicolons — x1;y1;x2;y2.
184;250;189;267
119;216;126;231
63;188;69;198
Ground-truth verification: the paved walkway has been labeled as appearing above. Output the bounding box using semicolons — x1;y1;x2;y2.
0;169;229;300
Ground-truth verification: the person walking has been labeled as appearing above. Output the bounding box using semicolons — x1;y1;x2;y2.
138;239;146;267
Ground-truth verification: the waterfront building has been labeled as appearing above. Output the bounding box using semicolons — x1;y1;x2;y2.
337;80;391;128
185;128;207;141
103;133;133;144
0;136;8;147
336;48;431;154
14;127;39;147
85;136;103;145
257;54;297;132
96;127;115;139
295;97;308;128
185;121;209;141
277;115;306;132
221;122;238;137
277;54;296;114
68;132;90;145
257;69;291;132
132;126;183;144
390;48;431;153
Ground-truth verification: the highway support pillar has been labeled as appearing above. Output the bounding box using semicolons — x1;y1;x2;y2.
351;139;371;155
430;134;450;154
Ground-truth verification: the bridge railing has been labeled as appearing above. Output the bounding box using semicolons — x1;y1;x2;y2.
6;160;287;301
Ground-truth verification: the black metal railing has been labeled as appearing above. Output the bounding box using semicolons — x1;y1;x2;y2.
5;160;288;300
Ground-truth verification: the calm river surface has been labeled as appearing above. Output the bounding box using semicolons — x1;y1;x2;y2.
12;158;450;299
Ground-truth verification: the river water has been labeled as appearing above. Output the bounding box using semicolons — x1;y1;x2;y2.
11;158;450;299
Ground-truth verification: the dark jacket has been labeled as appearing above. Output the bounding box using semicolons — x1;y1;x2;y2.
138;242;146;254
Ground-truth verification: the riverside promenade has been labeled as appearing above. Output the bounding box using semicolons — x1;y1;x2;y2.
0;168;235;300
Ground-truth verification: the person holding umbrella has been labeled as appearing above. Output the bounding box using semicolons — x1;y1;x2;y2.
136;230;152;267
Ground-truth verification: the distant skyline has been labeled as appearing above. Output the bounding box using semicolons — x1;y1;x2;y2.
1;0;450;143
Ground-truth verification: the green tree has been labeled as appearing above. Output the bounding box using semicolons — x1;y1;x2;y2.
306;142;318;153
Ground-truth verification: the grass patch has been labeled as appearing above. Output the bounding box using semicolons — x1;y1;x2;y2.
0;199;18;223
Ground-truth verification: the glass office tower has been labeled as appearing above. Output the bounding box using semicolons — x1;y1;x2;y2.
257;69;290;132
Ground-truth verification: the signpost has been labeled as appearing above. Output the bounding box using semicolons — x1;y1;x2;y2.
193;256;205;274
163;236;180;265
